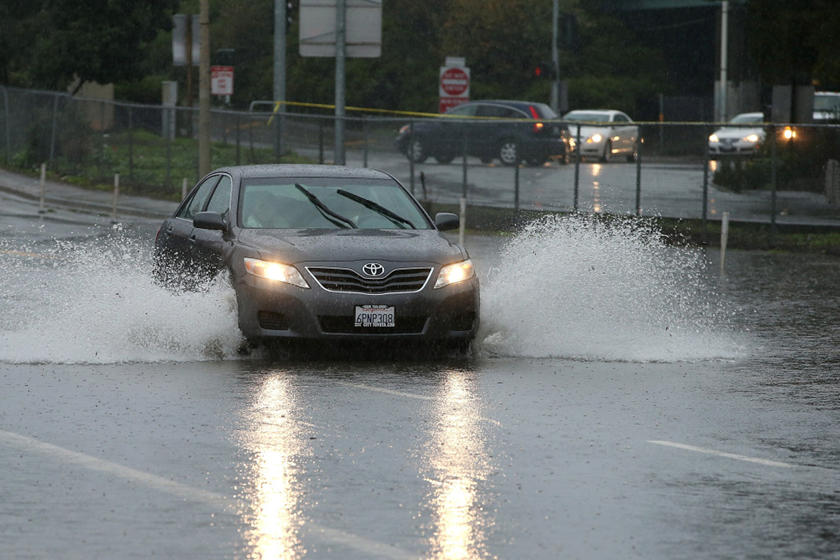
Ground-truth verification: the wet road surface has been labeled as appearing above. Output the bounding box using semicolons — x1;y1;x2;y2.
1;209;839;558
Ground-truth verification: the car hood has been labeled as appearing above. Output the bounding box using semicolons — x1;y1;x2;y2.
711;126;765;140
237;228;466;264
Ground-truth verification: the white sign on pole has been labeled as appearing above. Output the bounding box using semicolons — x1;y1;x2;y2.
211;66;234;96
172;14;200;66
299;0;382;58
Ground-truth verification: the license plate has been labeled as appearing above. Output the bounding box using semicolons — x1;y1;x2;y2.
354;305;395;328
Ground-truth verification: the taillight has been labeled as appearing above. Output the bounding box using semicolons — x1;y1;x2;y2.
528;105;544;133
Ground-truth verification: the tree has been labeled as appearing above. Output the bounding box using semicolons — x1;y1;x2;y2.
747;0;840;89
2;0;178;92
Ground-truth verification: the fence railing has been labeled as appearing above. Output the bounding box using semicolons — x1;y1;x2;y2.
2;85;839;233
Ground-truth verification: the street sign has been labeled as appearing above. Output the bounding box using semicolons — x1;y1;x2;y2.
439;61;470;113
211;66;234;96
299;0;382;58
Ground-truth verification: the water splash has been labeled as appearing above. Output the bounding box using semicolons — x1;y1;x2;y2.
477;214;747;362
0;228;243;364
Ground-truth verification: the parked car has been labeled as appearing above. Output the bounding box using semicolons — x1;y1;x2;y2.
562;109;639;162
707;112;766;157
395;100;571;166
153;165;479;349
813;91;840;121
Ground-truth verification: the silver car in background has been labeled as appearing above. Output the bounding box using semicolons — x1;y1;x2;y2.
563;109;639;162
707;112;765;158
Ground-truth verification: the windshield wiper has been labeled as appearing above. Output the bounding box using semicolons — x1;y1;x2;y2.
294;183;357;229
336;189;416;229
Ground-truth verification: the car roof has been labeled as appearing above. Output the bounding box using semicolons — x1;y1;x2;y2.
565;109;621;115
213;164;393;180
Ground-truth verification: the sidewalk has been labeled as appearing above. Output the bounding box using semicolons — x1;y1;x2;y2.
0;168;177;220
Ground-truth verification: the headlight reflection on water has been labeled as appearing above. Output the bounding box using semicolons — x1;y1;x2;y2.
424;372;493;560
241;375;307;560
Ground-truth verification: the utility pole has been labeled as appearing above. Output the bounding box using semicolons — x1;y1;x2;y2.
551;0;559;113
334;0;346;165
719;0;729;122
198;0;211;176
274;0;286;157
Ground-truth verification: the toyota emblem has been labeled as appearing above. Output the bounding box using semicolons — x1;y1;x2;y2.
362;262;385;277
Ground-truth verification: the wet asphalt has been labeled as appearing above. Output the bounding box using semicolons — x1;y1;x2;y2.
1;181;840;559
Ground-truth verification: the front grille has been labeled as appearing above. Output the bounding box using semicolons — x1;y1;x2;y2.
319;315;428;334
307;267;433;294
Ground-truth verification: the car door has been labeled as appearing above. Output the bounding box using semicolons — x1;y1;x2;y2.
191;174;233;279
440;102;478;156
157;174;220;274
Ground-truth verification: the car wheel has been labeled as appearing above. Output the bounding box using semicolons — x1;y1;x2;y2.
600;140;612;163
498;139;519;166
435;151;455;164
408;138;428;163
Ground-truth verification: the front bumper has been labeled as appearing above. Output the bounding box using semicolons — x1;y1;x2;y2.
234;268;479;342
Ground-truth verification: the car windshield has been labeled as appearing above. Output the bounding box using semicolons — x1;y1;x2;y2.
563;112;610;123
730;113;763;124
239;177;431;230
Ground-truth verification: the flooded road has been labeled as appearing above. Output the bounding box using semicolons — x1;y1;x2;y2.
1;211;838;558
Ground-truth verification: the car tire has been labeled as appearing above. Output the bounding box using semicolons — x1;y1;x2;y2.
435;152;455;164
407;138;428;163
498;139;519;166
600;140;612;163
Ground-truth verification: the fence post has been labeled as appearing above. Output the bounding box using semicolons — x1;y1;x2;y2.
363;116;369;168
514;161;520;214
49;93;59;164
2;86;9;164
573;123;581;211
165;109;172;189
38;163;46;214
128;106;134;181
635;134;642;216
318;120;324;164
111;173;120;223
236;112;241;166
702;125;710;241
770;124;778;247
409;120;415;194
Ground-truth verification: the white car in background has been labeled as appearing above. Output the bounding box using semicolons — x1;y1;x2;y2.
562;109;639;162
707;112;765;158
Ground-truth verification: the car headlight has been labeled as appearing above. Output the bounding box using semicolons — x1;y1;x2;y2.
708;133;719;143
434;259;475;289
743;133;760;143
244;257;309;288
586;133;603;144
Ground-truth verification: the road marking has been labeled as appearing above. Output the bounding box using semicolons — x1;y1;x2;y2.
0;429;418;560
335;381;502;427
648;440;795;468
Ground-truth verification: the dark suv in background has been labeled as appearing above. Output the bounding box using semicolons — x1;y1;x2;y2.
395;100;570;166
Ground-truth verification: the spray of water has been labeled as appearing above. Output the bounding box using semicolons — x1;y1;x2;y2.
0;227;243;364
477;214;746;362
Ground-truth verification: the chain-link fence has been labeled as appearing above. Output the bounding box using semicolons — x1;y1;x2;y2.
2;86;839;232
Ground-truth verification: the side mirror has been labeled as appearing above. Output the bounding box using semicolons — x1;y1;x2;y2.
435;212;459;231
193;211;227;231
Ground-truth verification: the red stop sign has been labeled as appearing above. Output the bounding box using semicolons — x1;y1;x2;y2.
440;68;469;96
